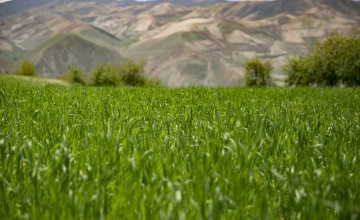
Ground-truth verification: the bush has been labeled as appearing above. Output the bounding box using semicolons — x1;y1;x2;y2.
16;61;37;76
90;64;119;86
284;31;360;87
90;61;160;87
284;55;316;86
61;66;86;85
119;61;147;87
244;56;272;87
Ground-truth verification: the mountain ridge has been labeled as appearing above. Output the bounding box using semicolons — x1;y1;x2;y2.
1;0;359;86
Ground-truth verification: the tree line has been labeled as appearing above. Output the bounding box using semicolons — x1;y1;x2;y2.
16;60;161;87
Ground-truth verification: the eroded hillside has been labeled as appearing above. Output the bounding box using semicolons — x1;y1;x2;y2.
1;0;359;86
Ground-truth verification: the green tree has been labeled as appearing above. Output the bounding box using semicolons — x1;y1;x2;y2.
119;61;147;87
16;61;37;76
89;61;160;87
61;66;86;85
284;31;360;87
244;56;272;87
284;55;317;86
90;64;119;86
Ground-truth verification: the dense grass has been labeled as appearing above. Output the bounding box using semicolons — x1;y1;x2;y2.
0;80;359;219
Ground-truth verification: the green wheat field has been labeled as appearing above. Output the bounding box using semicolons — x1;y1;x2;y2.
0;77;359;219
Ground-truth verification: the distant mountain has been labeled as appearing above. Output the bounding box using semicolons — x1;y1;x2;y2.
0;36;25;72
0;0;227;17
125;30;241;86
1;0;359;86
1;0;324;17
28;32;126;78
8;24;127;77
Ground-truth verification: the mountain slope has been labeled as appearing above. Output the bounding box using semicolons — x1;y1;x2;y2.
28;34;126;78
0;0;359;86
0;36;25;72
0;0;265;17
120;0;359;86
0;17;127;74
125;30;241;86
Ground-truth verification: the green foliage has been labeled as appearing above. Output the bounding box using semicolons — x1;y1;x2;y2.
16;60;37;76
119;61;147;87
1;85;359;219
285;31;360;87
61;66;86;85
90;61;160;87
244;56;272;87
90;64;119;86
283;56;315;86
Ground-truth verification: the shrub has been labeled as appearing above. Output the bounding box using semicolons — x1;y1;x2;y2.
284;31;360;87
244;56;272;87
16;61;37;76
61;66;86;85
89;61;161;87
90;64;119;86
284;55;316;86
119;61;147;87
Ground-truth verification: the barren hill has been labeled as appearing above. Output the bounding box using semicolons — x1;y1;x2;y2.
29;33;126;78
0;0;359;86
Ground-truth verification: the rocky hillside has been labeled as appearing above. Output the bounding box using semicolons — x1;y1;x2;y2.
0;0;359;86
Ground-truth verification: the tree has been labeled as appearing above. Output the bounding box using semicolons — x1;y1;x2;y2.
90;64;119;86
244;56;272;87
16;61;37;76
61;66;86;85
284;31;360;87
119;61;147;87
284;55;317;86
89;60;160;87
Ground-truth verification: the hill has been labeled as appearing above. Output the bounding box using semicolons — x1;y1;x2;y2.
0;0;359;86
27;33;126;78
0;18;126;77
0;0;274;17
122;0;360;85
